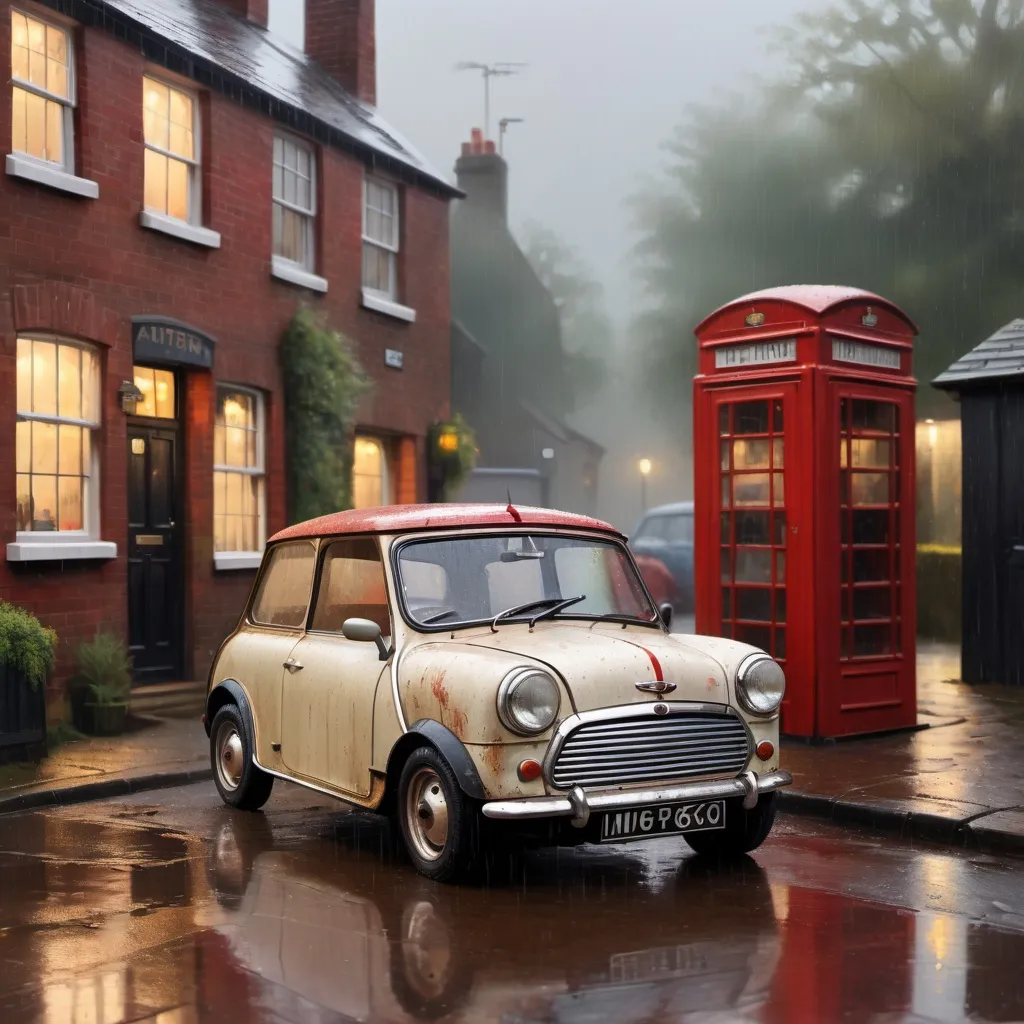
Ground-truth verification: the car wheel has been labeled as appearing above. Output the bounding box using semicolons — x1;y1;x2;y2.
397;746;479;883
683;793;777;858
210;704;274;811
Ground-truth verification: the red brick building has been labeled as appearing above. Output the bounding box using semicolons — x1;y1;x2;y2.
0;0;456;701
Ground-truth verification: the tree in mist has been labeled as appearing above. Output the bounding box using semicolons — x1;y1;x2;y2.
634;0;1024;427
520;221;613;408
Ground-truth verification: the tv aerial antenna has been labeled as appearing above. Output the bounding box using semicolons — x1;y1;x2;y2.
498;117;525;156
454;62;527;140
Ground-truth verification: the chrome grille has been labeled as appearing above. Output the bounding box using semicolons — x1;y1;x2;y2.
550;711;751;789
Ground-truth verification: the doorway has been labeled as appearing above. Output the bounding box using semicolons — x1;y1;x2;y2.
127;366;183;683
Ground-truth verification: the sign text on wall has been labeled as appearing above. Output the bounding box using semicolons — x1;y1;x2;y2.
831;338;900;370
714;338;797;369
132;316;216;370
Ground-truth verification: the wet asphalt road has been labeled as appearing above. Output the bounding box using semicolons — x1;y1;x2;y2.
0;782;1022;1024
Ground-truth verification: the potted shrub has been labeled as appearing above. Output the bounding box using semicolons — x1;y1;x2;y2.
71;632;132;737
0;602;56;764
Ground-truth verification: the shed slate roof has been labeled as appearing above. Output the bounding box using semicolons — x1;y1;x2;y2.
74;0;456;196
933;320;1024;389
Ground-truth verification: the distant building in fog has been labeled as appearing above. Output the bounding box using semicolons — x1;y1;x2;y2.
449;130;603;514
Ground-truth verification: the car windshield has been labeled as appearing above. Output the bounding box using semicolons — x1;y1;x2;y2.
396;533;659;629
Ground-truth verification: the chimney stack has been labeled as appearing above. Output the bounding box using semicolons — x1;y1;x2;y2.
305;0;377;106
219;0;268;27
455;128;508;221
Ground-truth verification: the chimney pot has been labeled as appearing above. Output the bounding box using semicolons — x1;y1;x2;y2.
484;140;496;155
305;0;377;106
218;0;268;27
455;134;509;222
461;142;472;157
470;128;484;154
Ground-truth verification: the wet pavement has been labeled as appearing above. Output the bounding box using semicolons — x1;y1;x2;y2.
1;780;1023;1023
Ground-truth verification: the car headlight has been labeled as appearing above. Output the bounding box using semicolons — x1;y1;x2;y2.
735;654;786;716
497;668;561;735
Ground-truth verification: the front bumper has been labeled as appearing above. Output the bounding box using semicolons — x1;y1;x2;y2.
481;769;792;828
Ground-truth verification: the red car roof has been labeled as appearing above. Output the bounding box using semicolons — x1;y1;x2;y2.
269;503;622;543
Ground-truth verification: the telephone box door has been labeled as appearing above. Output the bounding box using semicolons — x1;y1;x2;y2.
702;382;811;734
820;384;917;736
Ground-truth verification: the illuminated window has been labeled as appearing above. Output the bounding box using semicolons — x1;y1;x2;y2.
10;10;74;170
362;177;399;299
352;436;391;509
273;134;316;270
131;366;176;419
214;387;265;553
143;77;198;223
16;336;100;535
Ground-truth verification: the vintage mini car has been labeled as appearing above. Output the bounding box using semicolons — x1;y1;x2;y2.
205;503;792;881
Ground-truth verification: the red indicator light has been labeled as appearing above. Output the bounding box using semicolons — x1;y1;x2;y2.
517;759;543;782
756;740;775;760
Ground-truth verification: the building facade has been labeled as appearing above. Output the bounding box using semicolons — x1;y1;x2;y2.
0;0;456;698
450;130;602;516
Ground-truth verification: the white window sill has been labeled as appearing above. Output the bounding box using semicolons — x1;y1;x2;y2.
7;540;117;562
140;210;221;249
6;153;99;199
272;256;328;293
361;289;417;323
214;551;263;571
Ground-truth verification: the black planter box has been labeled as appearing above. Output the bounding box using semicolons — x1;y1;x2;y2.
0;664;47;764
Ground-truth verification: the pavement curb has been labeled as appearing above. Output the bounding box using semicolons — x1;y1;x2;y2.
778;789;1024;857
0;767;212;817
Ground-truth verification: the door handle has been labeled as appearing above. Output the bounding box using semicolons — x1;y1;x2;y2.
283;658;304;673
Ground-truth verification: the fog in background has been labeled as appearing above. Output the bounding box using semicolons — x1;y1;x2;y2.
268;0;811;530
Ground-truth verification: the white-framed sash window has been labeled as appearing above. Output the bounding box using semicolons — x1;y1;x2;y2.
362;177;399;300
214;386;266;566
143;76;200;224
273;134;316;271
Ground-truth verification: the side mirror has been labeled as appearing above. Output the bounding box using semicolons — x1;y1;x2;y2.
342;617;391;661
659;603;674;630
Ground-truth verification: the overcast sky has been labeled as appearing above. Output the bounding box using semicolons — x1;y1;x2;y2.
268;0;811;329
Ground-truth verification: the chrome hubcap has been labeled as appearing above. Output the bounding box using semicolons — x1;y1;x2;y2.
405;767;449;862
216;722;244;792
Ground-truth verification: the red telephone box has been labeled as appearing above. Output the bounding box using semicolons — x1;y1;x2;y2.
693;286;918;738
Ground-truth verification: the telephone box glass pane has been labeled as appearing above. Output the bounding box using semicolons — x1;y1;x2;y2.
736;623;771;650
735;549;771;583
734;474;770;506
775;627;786;660
733;439;770;469
734;401;769;435
735;512;770;544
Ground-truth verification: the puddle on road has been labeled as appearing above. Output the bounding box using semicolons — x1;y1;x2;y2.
0;810;1021;1023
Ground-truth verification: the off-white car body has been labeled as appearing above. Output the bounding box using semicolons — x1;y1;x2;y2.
206;505;790;839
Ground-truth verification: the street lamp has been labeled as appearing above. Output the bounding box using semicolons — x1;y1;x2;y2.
638;458;652;513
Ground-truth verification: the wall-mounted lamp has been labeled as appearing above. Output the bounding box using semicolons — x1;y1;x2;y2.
118;380;145;415
438;429;459;453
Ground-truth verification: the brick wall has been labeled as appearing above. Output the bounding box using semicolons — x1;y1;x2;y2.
0;3;451;697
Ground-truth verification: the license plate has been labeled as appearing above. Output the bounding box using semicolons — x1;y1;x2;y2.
599;800;726;843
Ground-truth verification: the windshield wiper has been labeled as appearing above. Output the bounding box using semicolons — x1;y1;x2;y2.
593;611;660;627
491;597;572;632
420;608;459;624
530;595;587;627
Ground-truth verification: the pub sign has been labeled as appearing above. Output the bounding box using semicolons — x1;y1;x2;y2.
132;315;216;370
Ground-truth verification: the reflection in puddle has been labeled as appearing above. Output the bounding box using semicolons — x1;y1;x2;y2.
0;810;1023;1022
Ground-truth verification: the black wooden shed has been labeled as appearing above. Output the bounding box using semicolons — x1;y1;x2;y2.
934;320;1024;685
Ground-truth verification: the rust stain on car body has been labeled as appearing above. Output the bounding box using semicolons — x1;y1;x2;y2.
482;743;503;780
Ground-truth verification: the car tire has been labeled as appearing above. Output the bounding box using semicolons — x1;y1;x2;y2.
397;745;480;883
682;793;776;858
210;703;274;811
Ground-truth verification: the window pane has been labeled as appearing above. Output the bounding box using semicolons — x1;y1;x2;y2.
850;438;891;468
167;158;189;221
16;420;31;474
734;401;769;436
32;341;57;416
16;475;31;532
733;439;770;470
47;32;68;98
272;161;284;201
169;122;194;161
773;472;785;507
57;344;81;419
26;90;46;160
32;474;57;531
353;436;385;509
733;473;770;507
16;337;32;412
853;624;891;657
44;97;63;165
852;400;895;433
251;542;316;627
134;367;157;418
33;421;57;474
58;476;82;531
772;438;784;468
214;424;226;466
78;347;98;424
734;511;770;545
27;17;46;87
11;86;28;154
58;423;81;475
851;472;889;505
853;587;891;620
154;369;175;419
225;427;246;468
735;623;771;651
144;149;168;213
734;549;772;583
46;24;67;66
11;13;29;80
143;79;169;148
169;85;192;128
82;427;91;478
736;587;771;621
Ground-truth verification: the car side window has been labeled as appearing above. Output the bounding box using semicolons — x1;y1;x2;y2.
665;514;694;544
251;541;317;628
311;538;391;637
638;516;667;541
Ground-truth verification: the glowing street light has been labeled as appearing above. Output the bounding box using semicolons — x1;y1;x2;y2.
638;458;652;512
